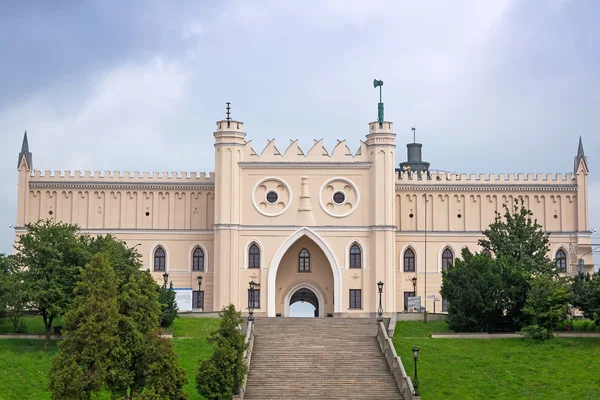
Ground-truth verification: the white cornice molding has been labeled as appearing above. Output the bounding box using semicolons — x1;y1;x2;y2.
395;184;577;192
29;181;215;190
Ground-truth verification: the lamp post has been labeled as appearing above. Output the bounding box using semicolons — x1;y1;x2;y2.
162;272;169;288
248;280;256;322
196;275;203;311
377;281;384;322
411;276;417;296
412;346;420;396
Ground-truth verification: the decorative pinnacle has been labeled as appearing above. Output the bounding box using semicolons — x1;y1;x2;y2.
226;102;231;127
373;79;384;124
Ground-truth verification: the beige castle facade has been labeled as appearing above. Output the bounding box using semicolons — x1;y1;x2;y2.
14;116;594;317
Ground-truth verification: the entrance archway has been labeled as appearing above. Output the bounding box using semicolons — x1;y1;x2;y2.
269;228;340;317
284;284;323;317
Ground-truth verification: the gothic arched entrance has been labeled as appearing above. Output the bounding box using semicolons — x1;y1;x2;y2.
268;228;340;317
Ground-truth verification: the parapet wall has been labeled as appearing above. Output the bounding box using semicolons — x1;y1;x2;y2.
29;170;215;183
397;171;575;185
243;139;369;162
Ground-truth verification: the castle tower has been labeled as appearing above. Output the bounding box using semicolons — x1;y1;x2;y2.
16;131;32;227
213;108;245;311
398;128;430;175
365;120;397;314
574;136;589;232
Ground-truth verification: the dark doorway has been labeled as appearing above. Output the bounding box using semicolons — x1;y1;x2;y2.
289;287;319;317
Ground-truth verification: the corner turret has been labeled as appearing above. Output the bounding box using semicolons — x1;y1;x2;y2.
398;127;430;176
17;131;33;170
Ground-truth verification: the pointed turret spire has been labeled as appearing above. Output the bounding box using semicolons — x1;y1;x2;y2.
17;131;33;170
574;136;588;174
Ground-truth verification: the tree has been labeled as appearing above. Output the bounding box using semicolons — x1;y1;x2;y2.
49;253;120;399
0;254;29;332
572;271;600;326
14;220;88;348
522;274;571;340
197;304;247;400
441;248;507;332
478;200;557;329
158;281;178;328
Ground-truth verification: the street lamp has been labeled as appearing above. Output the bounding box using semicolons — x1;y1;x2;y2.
412;346;420;396
248;280;256;322
162;272;169;288
411;276;417;296
377;281;384;322
196;275;203;311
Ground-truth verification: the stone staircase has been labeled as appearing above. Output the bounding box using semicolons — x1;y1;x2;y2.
244;318;403;399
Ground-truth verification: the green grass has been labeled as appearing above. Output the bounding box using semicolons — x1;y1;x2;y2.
0;316;218;400
0;316;63;335
571;319;599;331
393;321;600;399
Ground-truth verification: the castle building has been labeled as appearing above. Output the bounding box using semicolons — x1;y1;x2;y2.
14;108;593;317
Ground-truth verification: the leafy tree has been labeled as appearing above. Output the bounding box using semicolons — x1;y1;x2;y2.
196;304;247;400
0;254;29;332
522;274;571;340
140;328;188;399
572;271;600;326
49;253;120;399
478;200;557;329
14;220;88;348
158;281;179;328
441;248;507;332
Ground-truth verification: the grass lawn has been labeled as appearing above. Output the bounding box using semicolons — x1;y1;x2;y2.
0;315;63;335
0;316;219;400
393;321;600;400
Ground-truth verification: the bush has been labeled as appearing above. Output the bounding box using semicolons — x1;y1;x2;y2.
522;324;551;340
13;321;28;334
158;282;178;328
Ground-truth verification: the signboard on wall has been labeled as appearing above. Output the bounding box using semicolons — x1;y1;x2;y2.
173;288;193;312
407;296;421;313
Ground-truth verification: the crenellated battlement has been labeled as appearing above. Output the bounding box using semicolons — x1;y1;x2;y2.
243;138;368;162
29;170;215;182
396;171;576;185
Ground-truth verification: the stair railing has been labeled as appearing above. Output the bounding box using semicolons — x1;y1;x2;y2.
377;322;421;400
232;320;255;400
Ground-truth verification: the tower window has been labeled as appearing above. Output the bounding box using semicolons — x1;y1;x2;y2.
193;247;204;271
556;249;567;272
266;191;278;204
442;248;454;271
298;248;310;272
333;192;345;204
349;244;362;269
349;289;362;309
249;244;260;269
404;248;415;272
154;247;166;272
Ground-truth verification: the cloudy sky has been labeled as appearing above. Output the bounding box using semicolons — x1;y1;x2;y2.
0;0;598;267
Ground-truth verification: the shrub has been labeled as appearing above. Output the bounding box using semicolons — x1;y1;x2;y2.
13;321;28;334
522;324;551;340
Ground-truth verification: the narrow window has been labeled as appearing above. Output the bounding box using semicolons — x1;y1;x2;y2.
298;248;310;272
248;289;260;309
481;249;491;258
248;244;260;269
193;290;204;310
192;247;204;271
442;298;448;312
442;248;454;271
349;289;362;309
349;244;362;269
404;291;415;312
154;247;165;272
404;248;415;272
556;249;567;272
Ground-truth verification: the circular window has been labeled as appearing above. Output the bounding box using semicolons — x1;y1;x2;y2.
333;192;345;204
266;191;278;204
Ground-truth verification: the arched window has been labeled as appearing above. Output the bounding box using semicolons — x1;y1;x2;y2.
298;248;310;272
249;244;260;269
154;247;165;272
481;249;491;258
349;244;362;269
556;249;567;272
442;248;454;271
404;248;415;272
193;247;204;271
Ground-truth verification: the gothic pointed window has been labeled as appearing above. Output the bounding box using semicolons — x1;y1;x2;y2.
299;248;310;272
249;244;260;269
404;248;415;272
349;244;362;269
556;249;567;272
154;247;165;272
442;248;454;271
193;247;204;271
481;249;492;258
